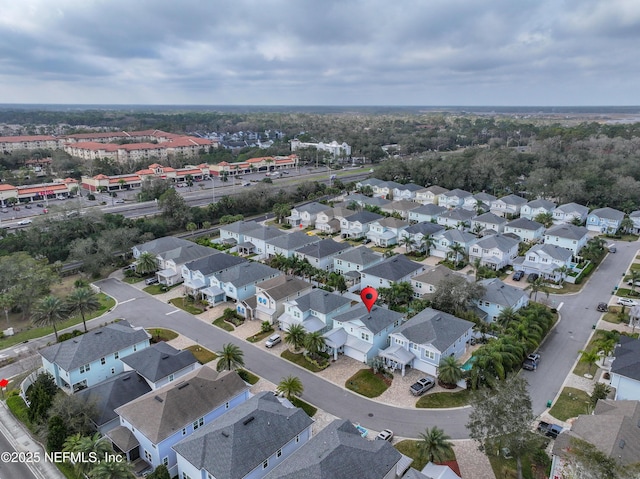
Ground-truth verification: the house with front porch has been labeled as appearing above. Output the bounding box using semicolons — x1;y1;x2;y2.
243;275;312;323
399;222;445;254
490;194;527;218
380;308;473;376
315;206;356;234
393;183;424;200
181;253;247;297
265;231;321;259
629;211;640;234
411;265;466;299
473;192;497;213
513;244;574;282
39;321;150;393
340;210;384;239
324;305;404;363
132;237;194;260
520;199;556;220
544;224;589;255
203;262;281;304
360;255;425;290
436;208;475;229
381;199;421;219
156;244;220;286
503;217;545;243
277;289;352;334
365;217;410;247
333;246;384;288
110;368;249;478
471;212;507;235
415;185;449;205
173;392;314;479
241;226;288;257
586;207;625;233
439;188;473;209
552;202;589;225
609;336;640;400
468;234;519;270
355;195;392;210
219;220;263;246
286;202;331;228
294;238;352;271
431;229;477;260
408;203;447;224
356;178;386;196
377;180;403;199
474;278;529;322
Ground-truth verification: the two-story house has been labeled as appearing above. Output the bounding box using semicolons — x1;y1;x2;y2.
490;194;527;218
133;237;194;260
381;308;473;376
544;224;589;255
520;199;556;220
393;183;424;200
333;246;384;287
407;203;447;224
360;255;425;290
204;262;282;304
242;275;312;323
366;217;410;247
173;392;314;479
40;321;150;393
513;244;574;281
315;206;356;234
265;231;321;259
241;225;288;257
156;244;217;286
380;199;421;219
411;265;466;299
414;185;449;205
110;368;250;477
294;238;352;272
431;229;477;260
474;278;529;322
586;207;625;233
471;212;507;235
439;188;473;209
340;210;384;239
219;220;263;247
182;253;248;297
503;217;545;242
399;222;445;254
610;336;640;400
277;289;352;333
436;208;475;229
468;234;519;270
472;192;497;213
324;305;404;363
629;211;640;234
286;202;332;228
552;202;589;225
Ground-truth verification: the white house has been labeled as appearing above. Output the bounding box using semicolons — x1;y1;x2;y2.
286;202;332;228
315;206;356;234
552;202;589;225
241;226;288;257
586;207;625;233
439;188;473;209
333;245;384;276
360;254;425;290
490;194;527;218
468;235;519;270
277;289;352;333
204;262;281;304
503;217;545;243
340;210;384;239
436;208;475;229
471;212;507;235
415;185;449;205
520;199;556;220
544;224;589;255
513;244;573;282
629;211;640;234
381;199;421;219
474;278;529;322
248;275;313;323
155;244;218;286
411;265;466;299
366;217;410;247
610;336;640;400
408;204;447;224
399;222;445;254
265;231;321;259
393;183;424;200
294;238;352;271
219;220;263;246
431;229;477;260
182;253;247;297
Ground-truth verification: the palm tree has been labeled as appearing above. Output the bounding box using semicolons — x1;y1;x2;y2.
525;276;549;302
136;252;157;275
304;331;326;356
216;343;245;372
534;212;554;228
578;349;600;376
66;288;100;333
64;433;114;477
417;426;454;463
32;295;69;341
553;265;571;285
448;243;466;268
419;235;436;256
437;356;463;387
629;269;640;296
284;323;307;351
400;235;415;253
620;216;634;234
276;375;304;400
496;306;519;331
90;458;134;479
0;292;14;326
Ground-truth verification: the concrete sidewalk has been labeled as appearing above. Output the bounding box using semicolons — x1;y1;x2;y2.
0;400;65;479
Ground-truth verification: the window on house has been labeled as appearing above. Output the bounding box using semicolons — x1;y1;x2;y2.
277;449;282;458
79;363;90;373
111;368;115;374
114;351;119;359
163;457;169;467
295;435;300;443
182;473;191;479
193;417;204;430
225;402;229;409
144;450;152;462
100;357;106;365
133;345;137;352
182;428;187;435
361;332;370;341
263;459;269;469
168;374;174;382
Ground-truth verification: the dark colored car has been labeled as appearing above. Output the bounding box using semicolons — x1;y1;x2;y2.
527;273;539;283
597;302;608;312
513;270;524;281
537;421;563;439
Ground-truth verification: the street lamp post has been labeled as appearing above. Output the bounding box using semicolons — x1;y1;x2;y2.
211;176;215;203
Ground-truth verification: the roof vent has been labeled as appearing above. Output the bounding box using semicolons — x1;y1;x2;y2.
161;355;169;360
221;431;229;437
154;396;163;403
95;331;102;335
177;382;189;390
619;439;626;449
122;376;131;382
243;416;255;426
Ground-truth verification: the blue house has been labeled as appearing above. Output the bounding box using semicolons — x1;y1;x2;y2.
586;207;625;234
110;368;250;477
39;321;150;393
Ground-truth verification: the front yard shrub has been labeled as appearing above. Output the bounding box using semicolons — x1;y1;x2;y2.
237;369;260;385
222;308;244;327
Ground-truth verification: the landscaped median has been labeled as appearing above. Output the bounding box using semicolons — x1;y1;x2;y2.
280;350;330;372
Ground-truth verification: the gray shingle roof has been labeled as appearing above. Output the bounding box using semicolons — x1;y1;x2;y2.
404;222;445;236
506;218;544;230
474;234;519;252
395;183;424;192
295;238;351;259
267;231;321;251
39;321;149;372
294;202;332;215
173;392;313;479
496;194;527;205
347;211;385;224
411;204;447;217
527;244;573;261
336;245;383;266
158;243;218;265
220;220;261;235
424;185;449;195
115;368;248;444
473;212;507;225
377;217;409;228
244;225;287;242
478;278;527;308
412;265;465;286
183;252;246;276
386;200;420;213
358;196;391;208
442;188;472;198
525;199;556;209
590;207;625;221
76;371;151;428
556;202;588;215
215;262;281;287
264;419;401;479
545;224;588;240
333;305;404;335
256;275;312;301
441;229;476;244
439;209;475;221
359;178;386;187
134;237;193;255
290;289;352;314
394;308;474;352
361;255;423;281
474;192;497;203
611;336;640;381
119;342;198;382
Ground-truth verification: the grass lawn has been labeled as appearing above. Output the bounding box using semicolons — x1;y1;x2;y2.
488;452;539;479
548;387;591;421
290;396;317;417
281;350;325;373
552;282;585;294
345;369;389;398
185;345;217;364
395;439;456;472
630;263;640;271
416;389;471;408
247;329;273;343
147;328;179;342
122;276;144;284
614;288;640;299
212;317;235;332
237;369;260;385
0;293;115;350
602;306;629;324
572;330;607;377
169;297;205;315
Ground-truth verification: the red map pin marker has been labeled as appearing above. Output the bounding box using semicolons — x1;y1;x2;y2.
360;287;378;312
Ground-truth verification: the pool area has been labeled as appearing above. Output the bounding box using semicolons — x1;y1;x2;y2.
461;356;476;371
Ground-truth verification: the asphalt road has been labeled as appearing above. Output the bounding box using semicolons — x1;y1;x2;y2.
0;416;40;479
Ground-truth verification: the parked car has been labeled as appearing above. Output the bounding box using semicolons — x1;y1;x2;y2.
17;219;32;225
526;273;539;283
375;429;394;442
265;334;281;348
115;199;125;204
144;277;159;285
617;298;638;307
608;244;617;253
513;270;524;281
522;353;541;371
410;377;435;396
626;279;640;287
596;302;609;312
36;203;44;207
24;204;32;209
537;421;563;439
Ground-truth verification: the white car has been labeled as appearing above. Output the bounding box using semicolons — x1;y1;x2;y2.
617;298;638;307
375;429;394;442
17;219;32;225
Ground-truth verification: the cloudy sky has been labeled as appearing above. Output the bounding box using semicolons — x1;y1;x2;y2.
1;0;639;106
